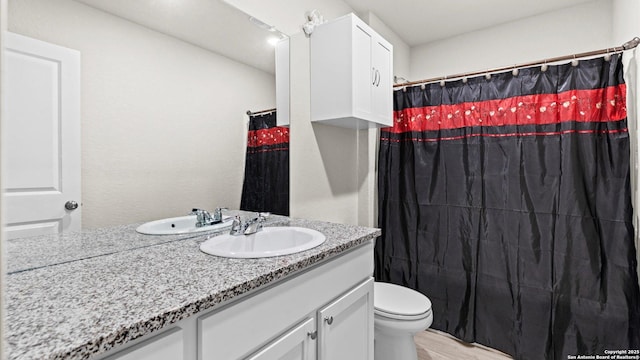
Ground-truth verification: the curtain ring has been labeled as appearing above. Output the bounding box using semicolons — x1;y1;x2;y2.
571;54;579;67
485;72;491;80
604;48;612;62
512;65;519;77
541;60;548;72
440;76;447;87
420;84;426;90
462;77;468;84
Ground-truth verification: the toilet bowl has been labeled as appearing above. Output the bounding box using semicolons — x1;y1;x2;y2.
374;282;433;360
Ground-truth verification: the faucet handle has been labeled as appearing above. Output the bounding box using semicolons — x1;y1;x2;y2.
212;207;228;223
230;215;244;235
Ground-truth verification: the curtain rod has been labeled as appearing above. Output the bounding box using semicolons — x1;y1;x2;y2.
246;108;276;116
394;36;640;88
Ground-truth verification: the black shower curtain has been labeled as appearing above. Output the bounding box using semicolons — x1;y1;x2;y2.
240;111;289;216
376;54;640;359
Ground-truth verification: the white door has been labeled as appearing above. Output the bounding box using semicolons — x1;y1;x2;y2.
3;32;81;239
318;278;374;360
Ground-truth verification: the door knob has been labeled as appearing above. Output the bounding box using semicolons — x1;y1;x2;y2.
65;201;79;210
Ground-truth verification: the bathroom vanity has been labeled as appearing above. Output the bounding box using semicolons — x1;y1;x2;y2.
4;213;380;360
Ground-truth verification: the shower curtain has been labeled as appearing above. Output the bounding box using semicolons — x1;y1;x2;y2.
376;54;640;359
240;111;289;216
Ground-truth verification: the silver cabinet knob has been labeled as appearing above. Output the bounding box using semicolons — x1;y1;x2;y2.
325;316;334;325
307;331;317;340
65;201;79;210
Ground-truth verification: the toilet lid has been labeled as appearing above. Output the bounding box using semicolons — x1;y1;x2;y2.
374;282;432;319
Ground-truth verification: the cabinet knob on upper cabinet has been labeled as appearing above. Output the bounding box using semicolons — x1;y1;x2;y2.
325;316;334;325
372;67;377;85
308;331;317;340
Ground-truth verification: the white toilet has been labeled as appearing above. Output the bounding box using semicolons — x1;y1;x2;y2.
374;282;433;360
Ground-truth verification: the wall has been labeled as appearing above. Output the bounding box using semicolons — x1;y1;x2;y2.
8;0;275;229
410;0;613;80
612;0;640;44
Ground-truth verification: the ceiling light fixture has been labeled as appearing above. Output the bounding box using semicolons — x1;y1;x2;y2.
268;37;281;46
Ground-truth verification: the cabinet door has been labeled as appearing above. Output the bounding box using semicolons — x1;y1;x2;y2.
246;318;317;360
352;22;373;120
317;278;374;360
371;37;393;127
103;328;183;360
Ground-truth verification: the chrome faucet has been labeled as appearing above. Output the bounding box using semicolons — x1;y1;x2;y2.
190;207;227;227
229;212;269;236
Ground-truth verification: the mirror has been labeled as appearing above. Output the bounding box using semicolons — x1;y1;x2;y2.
4;0;285;239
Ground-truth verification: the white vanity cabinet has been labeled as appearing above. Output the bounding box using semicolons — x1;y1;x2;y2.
199;242;374;360
310;13;393;129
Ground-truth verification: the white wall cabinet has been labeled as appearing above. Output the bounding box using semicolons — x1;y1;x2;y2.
310;13;393;129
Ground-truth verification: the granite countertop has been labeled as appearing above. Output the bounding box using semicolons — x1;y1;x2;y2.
6;212;288;274
5;212;380;360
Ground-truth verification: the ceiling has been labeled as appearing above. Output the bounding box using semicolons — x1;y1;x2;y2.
75;0;280;74
342;0;599;46
74;0;599;74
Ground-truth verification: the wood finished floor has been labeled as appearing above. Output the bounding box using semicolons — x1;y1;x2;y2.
415;329;513;360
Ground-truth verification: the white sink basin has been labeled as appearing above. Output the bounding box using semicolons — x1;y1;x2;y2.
199;227;326;258
136;215;232;235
